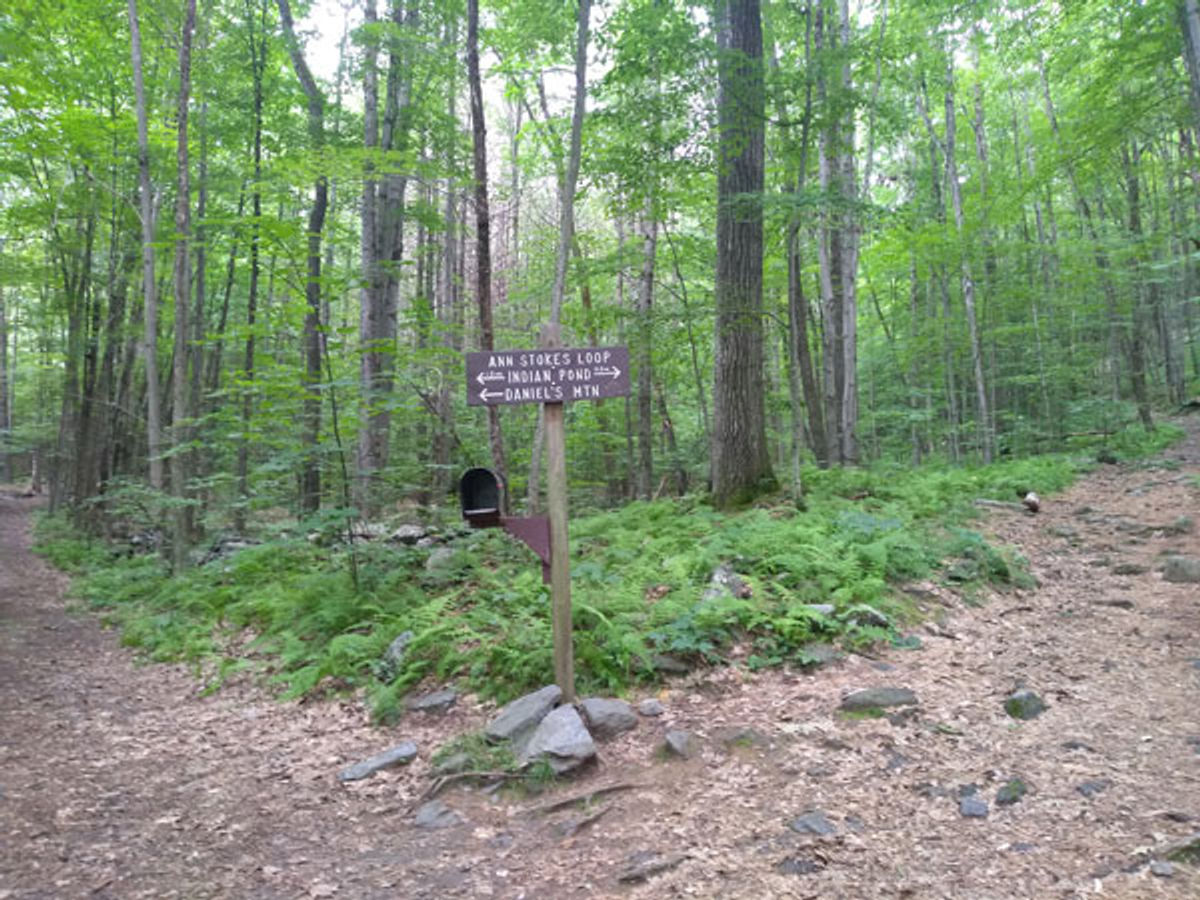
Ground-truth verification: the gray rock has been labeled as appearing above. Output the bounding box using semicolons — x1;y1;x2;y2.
648;653;691;675
848;607;890;628
1111;563;1147;576
960;795;989;818
519;705;596;774
406;688;458;714
798;642;841;668
996;777;1028;806
1077;779;1111;799
390;523;427;544
432;752;471;776
703;563;751;600
637;698;665;717
617;852;687;884
717;726;770;751
662;729;700;759
840;687;918;712
424;546;458;572
1163;556;1200;583
338;742;417;782
804;604;835;616
788;810;836;836
485;685;562;751
379;630;414;681
413;799;463;829
1150;860;1175;878
578;698;637;740
1005;689;1046;720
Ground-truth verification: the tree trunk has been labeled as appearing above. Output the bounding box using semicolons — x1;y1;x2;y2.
277;0;328;517
467;0;507;495
128;0;163;492
0;279;9;483
635;203;656;500
943;61;993;463
712;0;773;506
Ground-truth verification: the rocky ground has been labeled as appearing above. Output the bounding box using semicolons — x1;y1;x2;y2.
2;419;1199;899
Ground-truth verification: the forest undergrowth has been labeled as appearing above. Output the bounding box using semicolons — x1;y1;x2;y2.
34;424;1182;724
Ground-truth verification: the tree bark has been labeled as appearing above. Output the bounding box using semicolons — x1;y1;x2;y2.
711;0;773;506
467;0;507;495
170;0;197;570
128;0;164;492
277;0;328;516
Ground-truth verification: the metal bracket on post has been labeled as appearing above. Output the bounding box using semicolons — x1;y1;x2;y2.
501;516;551;584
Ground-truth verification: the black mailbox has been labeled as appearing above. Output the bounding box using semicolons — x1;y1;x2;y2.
460;467;504;528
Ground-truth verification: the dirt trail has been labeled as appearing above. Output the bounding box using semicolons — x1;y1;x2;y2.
2;422;1199;899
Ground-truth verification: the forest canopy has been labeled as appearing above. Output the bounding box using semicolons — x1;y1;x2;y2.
0;0;1197;548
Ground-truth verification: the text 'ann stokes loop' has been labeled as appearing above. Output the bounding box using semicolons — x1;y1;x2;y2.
465;345;631;406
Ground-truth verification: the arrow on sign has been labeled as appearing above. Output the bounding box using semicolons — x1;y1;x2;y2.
594;366;622;380
479;388;505;403
476;371;505;386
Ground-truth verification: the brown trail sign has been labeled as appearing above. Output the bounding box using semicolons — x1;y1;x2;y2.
466;346;629;406
461;328;630;702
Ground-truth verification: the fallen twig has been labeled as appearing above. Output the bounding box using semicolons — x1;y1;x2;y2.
520;781;641;816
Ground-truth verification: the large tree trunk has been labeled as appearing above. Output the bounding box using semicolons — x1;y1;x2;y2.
711;0;773;506
467;0;507;496
170;0;197;570
277;0;328;516
128;0;163;492
943;61;993;463
0;279;8;483
235;0;267;533
635;204;656;500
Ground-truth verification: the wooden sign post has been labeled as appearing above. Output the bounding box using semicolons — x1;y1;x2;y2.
464;327;630;703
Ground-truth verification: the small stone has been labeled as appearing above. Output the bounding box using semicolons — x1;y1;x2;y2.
703;563;751;600
777;857;822;875
1111;563;1147;576
389;524;426;544
960;795;989;818
379;631;414;682
413;799;462;829
519;706;596;774
1009;842;1037;853
1004;689;1046;720
789;810;837;836
637;698;665;717
804;604;835;616
662;729;700;760
648;653;691;675
578;698;637;740
337;742;418;782
1096;598;1135;610
406;689;458;714
1062;740;1095;752
1150;860;1175;878
1163;556;1200;583
718;726;769;751
1076;779;1111;799
424;547;458;572
485;685;561;749
616;852;687;884
996;778;1028;806
1048;525;1079;540
849;607;889;628
798;642;841;669
432;752;471;776
840;687;918;712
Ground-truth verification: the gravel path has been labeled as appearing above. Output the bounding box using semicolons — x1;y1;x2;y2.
2;420;1199;898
